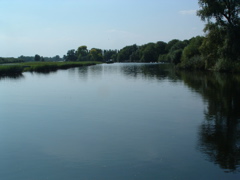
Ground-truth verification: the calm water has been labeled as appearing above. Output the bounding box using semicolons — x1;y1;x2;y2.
0;63;240;179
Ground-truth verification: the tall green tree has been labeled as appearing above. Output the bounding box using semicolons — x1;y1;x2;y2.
76;46;89;61
197;0;240;70
117;44;138;62
197;0;240;27
182;36;204;61
103;50;118;61
180;36;205;69
165;39;180;52
34;54;41;61
140;43;158;62
155;41;167;55
168;40;189;64
65;49;77;61
89;48;103;61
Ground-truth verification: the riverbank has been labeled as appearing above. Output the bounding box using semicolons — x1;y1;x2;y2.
175;60;240;73
0;61;101;76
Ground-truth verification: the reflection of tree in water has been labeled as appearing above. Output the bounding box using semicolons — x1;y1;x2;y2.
0;74;24;81
180;71;240;172
120;63;179;82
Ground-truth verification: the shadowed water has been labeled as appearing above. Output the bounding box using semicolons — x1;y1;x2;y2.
0;63;240;179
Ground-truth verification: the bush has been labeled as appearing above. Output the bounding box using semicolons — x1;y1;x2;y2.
178;55;205;70
213;58;240;72
158;54;170;63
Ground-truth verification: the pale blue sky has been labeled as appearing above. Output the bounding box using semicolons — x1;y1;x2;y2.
0;0;205;57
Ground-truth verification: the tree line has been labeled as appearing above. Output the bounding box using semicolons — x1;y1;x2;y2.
63;39;198;63
1;1;239;72
64;0;240;72
63;46;118;62
0;57;24;64
18;55;63;62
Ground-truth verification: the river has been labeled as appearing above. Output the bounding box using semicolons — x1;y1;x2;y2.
0;63;240;179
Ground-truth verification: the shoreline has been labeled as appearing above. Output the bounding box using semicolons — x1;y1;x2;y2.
0;61;101;76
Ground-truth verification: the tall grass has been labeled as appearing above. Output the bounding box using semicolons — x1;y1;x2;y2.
23;61;99;72
0;65;23;76
0;61;100;76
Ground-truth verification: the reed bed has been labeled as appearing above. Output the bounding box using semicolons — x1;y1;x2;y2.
0;61;100;76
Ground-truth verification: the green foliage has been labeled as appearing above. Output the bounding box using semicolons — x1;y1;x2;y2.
103;50;118;61
116;42;168;62
197;0;240;71
89;48;103;61
0;65;23;75
65;49;77;61
158;54;170;62
155;41;167;55
169;40;188;52
197;0;240;27
177;36;206;70
18;55;34;62
140;43;158;62
64;46;105;62
199;24;224;68
24;62;100;73
18;55;63;62
165;39;181;52
180;36;205;68
130;50;140;62
169;49;183;65
0;57;24;64
117;44;138;62
178;55;205;70
214;58;240;72
0;62;101;76
34;54;41;61
166;40;189;64
76;46;89;61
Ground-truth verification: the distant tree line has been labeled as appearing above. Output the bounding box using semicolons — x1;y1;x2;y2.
0;57;24;64
64;0;240;72
63;37;203;65
63;46;118;62
1;1;239;72
18;55;63;62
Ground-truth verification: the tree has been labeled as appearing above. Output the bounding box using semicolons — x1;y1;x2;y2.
117;44;138;62
89;48;103;61
54;55;60;61
165;39;180;52
182;36;204;61
76;46;89;61
140;43;158;62
130;50;140;62
34;54;41;61
65;49;77;61
155;41;167;55
103;50;118;61
168;40;189;64
197;0;240;28
180;36;205;69
41;56;45;62
197;0;240;69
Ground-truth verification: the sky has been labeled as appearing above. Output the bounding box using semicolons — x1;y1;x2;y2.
0;0;205;57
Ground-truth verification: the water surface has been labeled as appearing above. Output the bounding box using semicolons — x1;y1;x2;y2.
0;63;240;179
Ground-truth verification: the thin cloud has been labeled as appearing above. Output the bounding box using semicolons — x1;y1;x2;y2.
179;10;196;15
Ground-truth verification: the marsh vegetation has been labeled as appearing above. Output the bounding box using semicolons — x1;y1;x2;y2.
0;61;100;76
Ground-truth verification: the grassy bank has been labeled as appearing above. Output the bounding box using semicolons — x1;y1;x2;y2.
0;61;101;76
0;65;24;76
